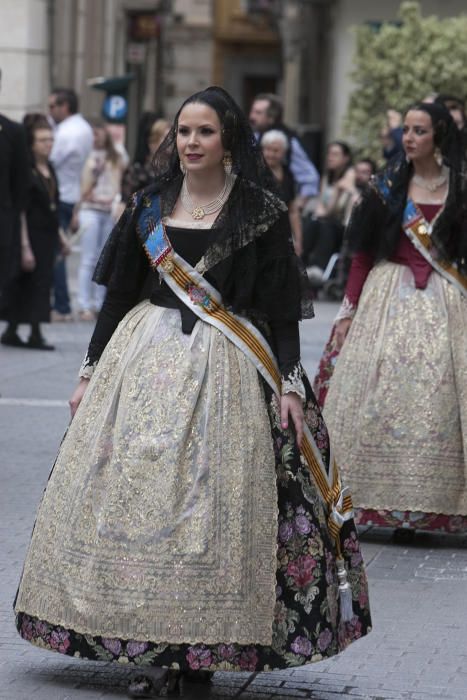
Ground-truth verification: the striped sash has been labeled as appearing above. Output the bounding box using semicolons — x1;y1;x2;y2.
136;194;353;546
403;199;467;297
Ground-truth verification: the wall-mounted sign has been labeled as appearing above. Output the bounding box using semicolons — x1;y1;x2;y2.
127;42;147;65
128;13;160;41
88;75;134;124
102;95;128;122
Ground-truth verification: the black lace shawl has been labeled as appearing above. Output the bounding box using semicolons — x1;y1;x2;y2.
93;174;314;324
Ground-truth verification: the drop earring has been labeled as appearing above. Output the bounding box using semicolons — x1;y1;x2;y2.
434;147;443;167
223;151;233;175
180;160;186;175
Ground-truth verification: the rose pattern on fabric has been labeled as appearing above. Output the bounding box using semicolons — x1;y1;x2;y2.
291;635;313;657
186;646;213;670
126;641;150;658
355;507;467;533
286;555;318;590
312;325;341;409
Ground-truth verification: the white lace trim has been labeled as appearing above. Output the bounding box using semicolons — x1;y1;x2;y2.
281;363;306;402
335;295;357;322
78;355;97;380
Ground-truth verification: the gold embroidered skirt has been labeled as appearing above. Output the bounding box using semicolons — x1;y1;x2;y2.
15;302;278;646
324;262;467;516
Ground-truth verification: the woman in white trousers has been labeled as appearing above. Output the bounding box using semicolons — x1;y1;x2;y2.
75;119;124;320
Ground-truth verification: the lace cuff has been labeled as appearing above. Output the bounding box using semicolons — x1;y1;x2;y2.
335;294;357;323
78;353;97;380
281;362;306;402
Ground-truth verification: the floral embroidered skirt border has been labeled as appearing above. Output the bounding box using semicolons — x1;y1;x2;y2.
15;302;371;671
322;263;467;533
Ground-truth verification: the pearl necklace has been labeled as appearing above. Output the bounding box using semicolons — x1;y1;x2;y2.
413;165;449;192
181;174;234;220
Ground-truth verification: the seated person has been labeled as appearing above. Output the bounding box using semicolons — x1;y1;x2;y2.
302;141;355;285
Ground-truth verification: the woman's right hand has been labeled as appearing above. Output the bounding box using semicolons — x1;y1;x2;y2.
334;318;352;350
69;378;90;419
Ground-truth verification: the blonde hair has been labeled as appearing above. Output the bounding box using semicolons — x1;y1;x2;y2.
89;117;121;166
149;119;170;150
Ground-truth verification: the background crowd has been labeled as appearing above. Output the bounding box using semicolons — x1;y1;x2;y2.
0;84;465;352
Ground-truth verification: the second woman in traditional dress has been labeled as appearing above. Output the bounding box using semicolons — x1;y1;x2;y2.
317;102;467;535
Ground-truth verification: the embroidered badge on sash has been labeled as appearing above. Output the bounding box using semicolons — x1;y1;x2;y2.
186;283;214;311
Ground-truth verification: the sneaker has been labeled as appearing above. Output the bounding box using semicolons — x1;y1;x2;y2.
51;311;73;322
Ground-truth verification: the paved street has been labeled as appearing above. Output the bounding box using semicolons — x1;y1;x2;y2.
1;261;467;700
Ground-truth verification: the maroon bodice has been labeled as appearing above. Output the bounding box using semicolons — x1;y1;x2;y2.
345;203;442;306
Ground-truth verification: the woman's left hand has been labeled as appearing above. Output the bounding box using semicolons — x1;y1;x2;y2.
280;392;304;448
70;210;80;233
21;244;36;272
292;236;303;257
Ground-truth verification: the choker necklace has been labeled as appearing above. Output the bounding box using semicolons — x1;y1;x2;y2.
413;165;449;192
181;174;234;220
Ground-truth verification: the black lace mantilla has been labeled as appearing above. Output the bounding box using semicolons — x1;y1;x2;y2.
93;177;314;320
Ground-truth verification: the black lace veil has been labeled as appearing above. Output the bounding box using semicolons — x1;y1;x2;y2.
347;102;467;274
148;86;286;264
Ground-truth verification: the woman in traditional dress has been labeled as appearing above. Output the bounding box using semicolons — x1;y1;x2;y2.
14;87;371;697
316;102;467;536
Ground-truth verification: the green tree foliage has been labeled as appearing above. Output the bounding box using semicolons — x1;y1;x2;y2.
344;1;467;160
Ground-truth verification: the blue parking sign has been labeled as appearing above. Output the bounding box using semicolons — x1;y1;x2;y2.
102;95;128;122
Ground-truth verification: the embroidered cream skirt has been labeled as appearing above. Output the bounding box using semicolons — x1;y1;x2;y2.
324;262;467;517
15;302;279;645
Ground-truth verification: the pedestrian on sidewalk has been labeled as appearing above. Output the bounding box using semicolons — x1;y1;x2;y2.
1;114;65;350
48;87;93;321
315;102;467;536
73;118;125;321
0;70;30;303
14;86;371;698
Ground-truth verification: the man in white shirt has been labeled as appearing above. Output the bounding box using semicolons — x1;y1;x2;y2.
49;88;93;320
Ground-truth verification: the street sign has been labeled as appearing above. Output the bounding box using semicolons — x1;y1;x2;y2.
102;95;128;122
127;43;146;65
